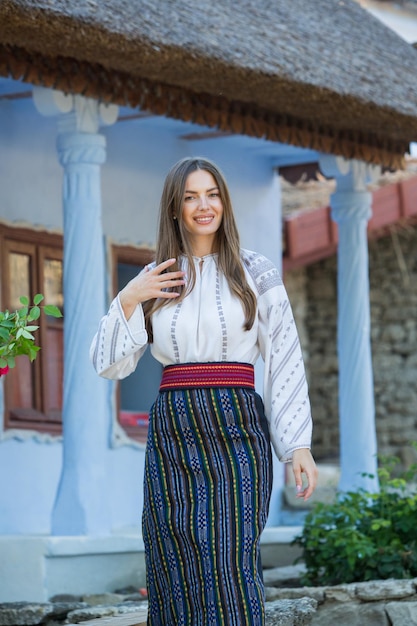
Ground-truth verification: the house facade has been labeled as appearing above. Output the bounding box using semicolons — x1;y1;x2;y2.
1;0;417;602
1;80;307;600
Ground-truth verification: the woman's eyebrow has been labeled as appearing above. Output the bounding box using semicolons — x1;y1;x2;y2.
184;186;219;194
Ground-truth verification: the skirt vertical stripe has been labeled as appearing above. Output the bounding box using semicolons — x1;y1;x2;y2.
143;386;272;626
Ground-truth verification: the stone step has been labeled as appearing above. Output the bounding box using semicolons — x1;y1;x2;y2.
66;609;147;626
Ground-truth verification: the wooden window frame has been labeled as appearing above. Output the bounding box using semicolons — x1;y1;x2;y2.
0;224;63;433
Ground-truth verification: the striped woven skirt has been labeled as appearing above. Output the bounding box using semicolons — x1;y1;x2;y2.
142;362;273;626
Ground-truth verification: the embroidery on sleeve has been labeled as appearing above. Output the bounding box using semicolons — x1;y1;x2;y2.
241;250;282;295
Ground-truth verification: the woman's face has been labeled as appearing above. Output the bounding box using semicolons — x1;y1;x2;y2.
180;169;224;255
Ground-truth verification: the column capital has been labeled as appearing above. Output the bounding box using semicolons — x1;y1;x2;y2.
319;155;380;224
319;154;381;192
32;86;118;133
56;132;106;168
331;190;372;224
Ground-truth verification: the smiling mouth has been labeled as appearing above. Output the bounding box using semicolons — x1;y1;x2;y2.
194;216;214;224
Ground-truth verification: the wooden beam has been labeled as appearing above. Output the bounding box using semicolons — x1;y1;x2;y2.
0;89;32;100
118;111;154;122
180;130;232;140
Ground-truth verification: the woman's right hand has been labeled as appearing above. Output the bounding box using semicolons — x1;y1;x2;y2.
119;258;186;320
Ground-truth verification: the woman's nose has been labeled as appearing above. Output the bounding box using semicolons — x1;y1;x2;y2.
199;195;209;209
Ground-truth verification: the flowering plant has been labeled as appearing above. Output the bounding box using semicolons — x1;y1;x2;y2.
0;294;62;376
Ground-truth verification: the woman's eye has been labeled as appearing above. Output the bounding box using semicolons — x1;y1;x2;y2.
209;193;219;198
184;195;195;202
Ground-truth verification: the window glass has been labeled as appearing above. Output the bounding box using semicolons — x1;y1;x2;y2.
9;253;30;310
44;258;64;310
40;252;63;421
7;251;36;412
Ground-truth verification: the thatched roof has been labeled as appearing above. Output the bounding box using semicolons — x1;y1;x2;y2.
1;0;417;168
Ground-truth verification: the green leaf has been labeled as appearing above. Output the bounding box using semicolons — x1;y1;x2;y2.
24;325;39;332
19;296;29;306
28;307;41;321
28;345;40;361
6;356;15;368
0;358;7;368
1;319;15;329
0;327;10;341
44;305;63;318
21;329;35;340
33;294;44;305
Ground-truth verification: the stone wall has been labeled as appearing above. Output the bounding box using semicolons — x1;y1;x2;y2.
284;224;417;465
264;571;417;626
2;570;416;626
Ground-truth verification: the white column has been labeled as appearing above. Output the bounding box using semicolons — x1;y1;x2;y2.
33;88;119;534
320;156;380;493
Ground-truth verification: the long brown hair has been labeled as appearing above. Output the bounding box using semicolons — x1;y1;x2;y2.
143;157;257;339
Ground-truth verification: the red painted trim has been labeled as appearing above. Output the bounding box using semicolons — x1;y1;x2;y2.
283;175;417;269
399;177;417;217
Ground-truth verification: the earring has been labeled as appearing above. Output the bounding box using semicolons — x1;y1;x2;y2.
173;215;177;220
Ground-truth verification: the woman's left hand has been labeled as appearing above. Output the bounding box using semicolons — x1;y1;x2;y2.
292;448;318;501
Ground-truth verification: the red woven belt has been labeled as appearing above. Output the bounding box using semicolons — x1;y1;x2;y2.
159;362;255;391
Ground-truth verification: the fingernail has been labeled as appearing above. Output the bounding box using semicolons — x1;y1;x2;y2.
296;485;302;493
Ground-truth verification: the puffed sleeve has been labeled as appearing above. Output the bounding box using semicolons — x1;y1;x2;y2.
90;294;148;379
242;250;312;462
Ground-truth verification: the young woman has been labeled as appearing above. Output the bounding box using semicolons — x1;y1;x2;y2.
90;157;318;626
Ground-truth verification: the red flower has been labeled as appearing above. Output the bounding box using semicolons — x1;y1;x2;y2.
0;365;9;377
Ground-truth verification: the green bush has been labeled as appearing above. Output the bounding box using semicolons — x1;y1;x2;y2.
292;448;417;586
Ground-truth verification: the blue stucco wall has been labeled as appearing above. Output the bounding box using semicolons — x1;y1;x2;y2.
0;90;287;537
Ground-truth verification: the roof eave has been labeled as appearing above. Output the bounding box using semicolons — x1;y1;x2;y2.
0;43;410;169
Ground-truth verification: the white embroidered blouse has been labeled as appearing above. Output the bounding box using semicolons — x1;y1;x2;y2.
90;249;312;462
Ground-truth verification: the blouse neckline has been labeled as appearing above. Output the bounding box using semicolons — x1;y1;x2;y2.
193;253;217;261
